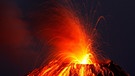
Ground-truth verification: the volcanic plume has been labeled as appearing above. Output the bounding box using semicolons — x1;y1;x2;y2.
28;0;129;76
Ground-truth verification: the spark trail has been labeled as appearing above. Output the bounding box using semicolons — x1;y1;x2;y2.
28;0;129;76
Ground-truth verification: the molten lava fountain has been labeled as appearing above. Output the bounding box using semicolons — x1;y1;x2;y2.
28;0;129;76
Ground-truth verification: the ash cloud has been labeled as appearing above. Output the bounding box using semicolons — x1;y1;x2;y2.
0;1;40;75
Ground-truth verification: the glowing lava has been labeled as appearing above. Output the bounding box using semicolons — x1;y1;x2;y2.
28;1;117;76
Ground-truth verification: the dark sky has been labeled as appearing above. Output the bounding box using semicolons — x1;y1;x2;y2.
102;0;135;76
0;0;135;76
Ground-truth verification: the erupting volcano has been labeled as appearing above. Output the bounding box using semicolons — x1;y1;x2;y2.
28;0;129;76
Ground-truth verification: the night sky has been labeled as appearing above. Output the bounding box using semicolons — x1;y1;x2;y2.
0;0;135;76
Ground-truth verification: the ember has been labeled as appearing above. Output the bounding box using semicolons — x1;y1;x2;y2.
28;60;128;76
28;0;129;76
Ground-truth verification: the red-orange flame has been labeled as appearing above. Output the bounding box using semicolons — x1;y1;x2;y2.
28;1;103;76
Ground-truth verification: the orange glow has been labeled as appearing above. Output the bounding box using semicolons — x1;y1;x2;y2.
28;1;101;76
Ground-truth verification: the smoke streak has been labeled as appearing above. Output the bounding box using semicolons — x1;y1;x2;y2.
0;0;130;76
0;1;39;75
